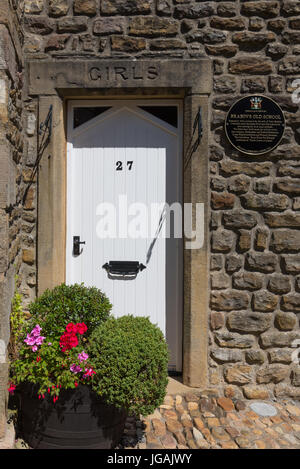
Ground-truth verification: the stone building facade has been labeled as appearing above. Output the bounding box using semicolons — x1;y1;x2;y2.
1;0;300;440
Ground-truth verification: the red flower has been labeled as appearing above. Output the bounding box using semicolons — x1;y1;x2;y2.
66;323;77;334
8;384;16;394
76;323;87;335
59;331;78;352
59;322;86;352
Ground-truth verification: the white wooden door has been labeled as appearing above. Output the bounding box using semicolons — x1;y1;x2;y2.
67;100;182;371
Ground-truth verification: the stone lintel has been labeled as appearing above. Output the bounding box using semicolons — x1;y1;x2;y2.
28;59;212;96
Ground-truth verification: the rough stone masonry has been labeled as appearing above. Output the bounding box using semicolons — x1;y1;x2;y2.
1;0;300;440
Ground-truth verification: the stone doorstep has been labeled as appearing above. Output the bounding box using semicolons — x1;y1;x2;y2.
0;422;15;449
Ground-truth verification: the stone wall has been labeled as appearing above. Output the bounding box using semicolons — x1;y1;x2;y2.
0;0;25;439
19;0;300;398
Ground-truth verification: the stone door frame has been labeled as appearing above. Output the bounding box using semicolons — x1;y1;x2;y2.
27;59;212;388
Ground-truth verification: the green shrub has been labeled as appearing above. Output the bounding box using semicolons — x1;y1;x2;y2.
9;276;25;360
28;283;112;338
87;315;169;417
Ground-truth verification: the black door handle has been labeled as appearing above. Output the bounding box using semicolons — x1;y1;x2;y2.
103;261;146;278
73;236;86;256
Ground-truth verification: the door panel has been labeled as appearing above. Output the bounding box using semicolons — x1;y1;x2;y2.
67;102;182;371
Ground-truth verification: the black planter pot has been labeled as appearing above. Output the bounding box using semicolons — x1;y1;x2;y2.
18;384;127;449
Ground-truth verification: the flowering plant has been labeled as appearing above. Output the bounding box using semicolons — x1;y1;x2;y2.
10;321;96;402
9;284;169;417
9;283;111;402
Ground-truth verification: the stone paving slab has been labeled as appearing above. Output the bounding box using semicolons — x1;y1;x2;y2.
0;422;15;449
119;392;300;450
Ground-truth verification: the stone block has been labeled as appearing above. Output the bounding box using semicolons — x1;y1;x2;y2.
224;365;252;385
281;293;300;312
243;385;269;400
255;229;268;251
222;212;257;230
211;348;243;363
0;145;16;209
275;312;297;331
49;0;69;17
210;312;225;330
245;251;277;273
281;1;300;16
45;34;70;52
268;275;291;294
210;290;249;311
291;369;300;386
213;76;237;94
215;331;255;349
225;255;243;273
101;0;151;15
174;4;215;20
93;18;126;36
205;45;238;58
228;175;250;194
219;160;271;177
270;230;300;253
278;57;300;75
245;350;266;364
265;212;300;228
0;25;17;79
211;229;235;252
210;254;223;271
24;16;55;35
229;57;273;74
282;255;300;274
217;3;236;18
129;17;178;37
232;31;276;50
268;75;284;93
57;16;88;34
210;16;246;31
24;0;44;14
253;290;278;312
242;78;267;94
233;271;263;291
237;231;251;252
227;311;273;333
111;36;146;52
74;0;97;16
256;365;289;384
269;349;293;364
240;194;289;211
260;331;300;348
150;39;187;50
241;1;280;18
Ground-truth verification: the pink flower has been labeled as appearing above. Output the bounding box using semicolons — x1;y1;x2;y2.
24;325;45;350
35;336;45;346
83;368;96;379
31;325;42;337
8;383;16;394
24;335;36;346
70;364;82;374
78;352;88;363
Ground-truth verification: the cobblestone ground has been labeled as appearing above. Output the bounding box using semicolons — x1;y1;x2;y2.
118;392;300;450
